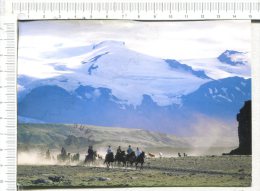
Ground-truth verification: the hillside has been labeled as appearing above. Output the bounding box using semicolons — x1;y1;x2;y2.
18;123;191;152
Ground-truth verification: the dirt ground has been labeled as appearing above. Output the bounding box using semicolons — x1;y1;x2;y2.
17;155;251;189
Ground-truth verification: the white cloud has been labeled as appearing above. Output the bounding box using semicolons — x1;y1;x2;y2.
18;20;250;79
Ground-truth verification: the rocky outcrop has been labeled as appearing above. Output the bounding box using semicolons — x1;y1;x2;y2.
229;100;252;155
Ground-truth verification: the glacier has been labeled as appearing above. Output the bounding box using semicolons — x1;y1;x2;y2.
18;41;251;134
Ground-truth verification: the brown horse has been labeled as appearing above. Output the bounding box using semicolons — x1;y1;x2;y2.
148;152;155;158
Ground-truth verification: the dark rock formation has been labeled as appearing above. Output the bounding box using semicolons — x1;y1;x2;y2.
229;100;252;155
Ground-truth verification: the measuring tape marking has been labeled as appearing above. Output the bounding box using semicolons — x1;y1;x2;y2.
0;18;17;191
6;0;260;20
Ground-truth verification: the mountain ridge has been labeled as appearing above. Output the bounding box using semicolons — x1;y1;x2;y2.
17;41;251;135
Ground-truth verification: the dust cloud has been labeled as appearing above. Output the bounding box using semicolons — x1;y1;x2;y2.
17;149;107;166
18;150;60;165
182;113;239;156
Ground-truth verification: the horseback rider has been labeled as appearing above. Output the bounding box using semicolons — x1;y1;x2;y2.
107;145;113;154
87;145;94;159
61;147;66;157
135;147;142;157
104;145;114;167
116;146;122;154
127;145;133;155
46;149;51;160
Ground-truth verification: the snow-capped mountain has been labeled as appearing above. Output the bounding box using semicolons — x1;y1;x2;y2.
217;50;248;66
182;77;251;118
18;40;211;106
180;50;250;80
18;41;251;134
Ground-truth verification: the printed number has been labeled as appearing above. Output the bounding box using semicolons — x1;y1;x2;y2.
184;14;188;18
169;15;173;18
233;15;236;18
43;15;45;18
154;15;156;18
217;15;220;18
137;15;140;18
106;15;108;18
249;15;252;18
59;15;61;18
201;15;204;18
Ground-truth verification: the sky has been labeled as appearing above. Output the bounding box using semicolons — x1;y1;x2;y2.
18;20;251;78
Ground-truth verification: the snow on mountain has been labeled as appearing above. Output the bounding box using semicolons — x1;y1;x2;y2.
17;76;251;134
180;50;250;80
17;41;251;134
164;59;211;79
18;40;211;107
217;50;248;66
182;77;251;117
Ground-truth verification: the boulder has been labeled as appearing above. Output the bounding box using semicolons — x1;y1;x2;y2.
229;100;251;155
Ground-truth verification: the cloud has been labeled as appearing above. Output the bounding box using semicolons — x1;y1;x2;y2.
18;20;250;79
19;20;250;60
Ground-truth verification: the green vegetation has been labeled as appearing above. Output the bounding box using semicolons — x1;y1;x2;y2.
17;156;251;188
18;123;237;155
18;123;190;152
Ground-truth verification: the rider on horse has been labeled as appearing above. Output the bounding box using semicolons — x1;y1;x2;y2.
107;145;113;154
85;145;94;163
116;146;122;154
127;145;133;155
135;147;142;157
88;146;94;157
104;145;114;167
61;147;66;156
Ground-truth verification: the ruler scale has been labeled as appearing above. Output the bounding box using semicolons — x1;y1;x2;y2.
4;0;260;20
0;18;17;191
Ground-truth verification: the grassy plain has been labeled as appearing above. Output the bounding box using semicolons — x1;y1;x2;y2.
17;155;251;189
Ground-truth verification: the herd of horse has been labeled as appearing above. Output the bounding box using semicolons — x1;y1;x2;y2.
48;147;189;170
84;150;146;169
104;150;146;169
52;148;146;169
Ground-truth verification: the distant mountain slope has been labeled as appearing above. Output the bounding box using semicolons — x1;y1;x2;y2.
18;40;211;107
18;123;191;151
181;50;250;80
182;77;251;118
17;41;251;135
18;76;251;134
218;50;248;66
164;59;210;79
